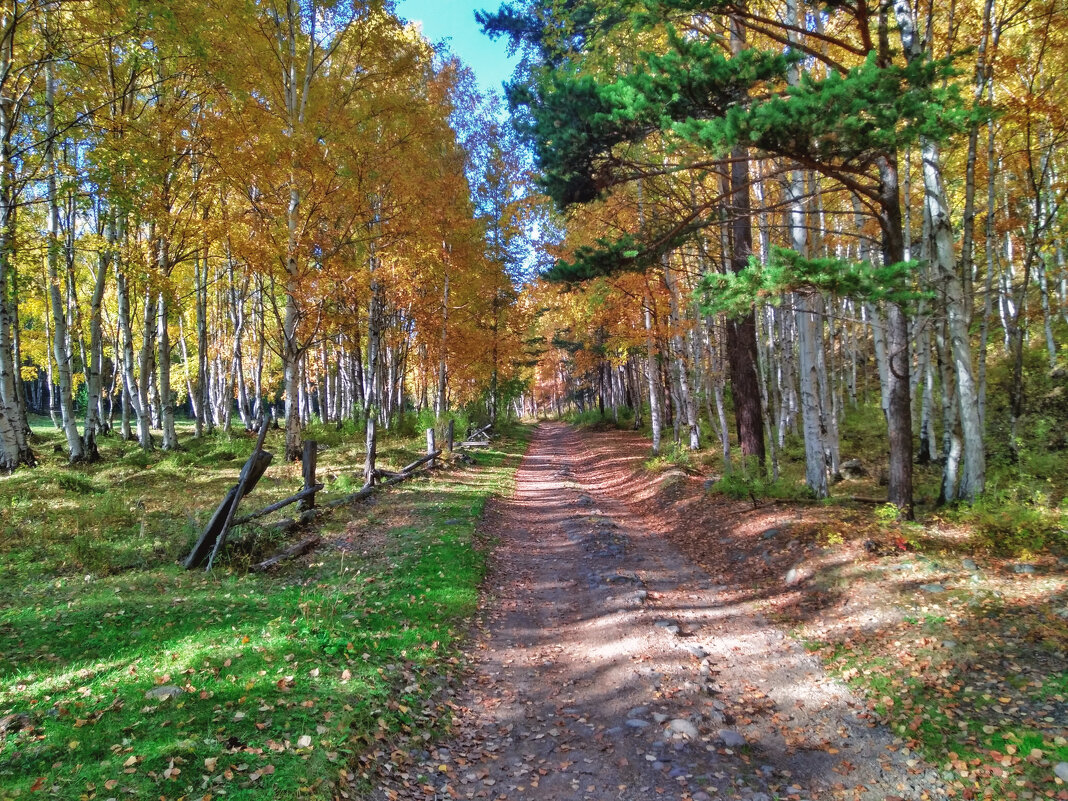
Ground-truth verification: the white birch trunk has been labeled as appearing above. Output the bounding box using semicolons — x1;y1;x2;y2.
643;290;662;455
45;60;83;461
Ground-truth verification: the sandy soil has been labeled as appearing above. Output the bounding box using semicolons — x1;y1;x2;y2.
372;423;946;801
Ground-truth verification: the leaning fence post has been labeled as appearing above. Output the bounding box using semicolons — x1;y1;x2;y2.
300;440;318;512
426;428;436;468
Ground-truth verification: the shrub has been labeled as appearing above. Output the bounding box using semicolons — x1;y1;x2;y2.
56;472;105;495
955;488;1068;557
711;468;812;501
644;441;695;471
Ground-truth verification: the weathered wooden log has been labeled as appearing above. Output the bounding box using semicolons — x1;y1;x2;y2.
230;484;324;526
320;451;443;512
300;440;318;511
185;447;273;570
398;449;442;475
457;440;490;449
188;420;271;571
469;424;492;441
426;428;436;468
250;535;322;572
266;509;319;532
322;482;375;508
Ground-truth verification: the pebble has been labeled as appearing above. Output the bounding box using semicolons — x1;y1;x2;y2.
761;528;780;540
692;792;712;801
669;766;688;778
654;619;679;628
1055;762;1068;782
653;712;669;724
144;685;183;700
1013;563;1036;574
683;644;708;658
443;519;462;525
666;719;700;739
961;557;979;571
628;706;649;717
784;568;802;586
625;718;651;729
919;583;945;593
717;729;746;748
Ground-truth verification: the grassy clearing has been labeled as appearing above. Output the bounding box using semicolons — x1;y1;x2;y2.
0;418;531;800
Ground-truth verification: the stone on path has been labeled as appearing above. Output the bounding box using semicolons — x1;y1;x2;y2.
666;719;699;739
716;729;746;748
919;583;945;593
625;718;650;729
1054;762;1068;782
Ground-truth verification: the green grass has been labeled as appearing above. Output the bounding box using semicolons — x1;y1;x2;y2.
0;418;532;800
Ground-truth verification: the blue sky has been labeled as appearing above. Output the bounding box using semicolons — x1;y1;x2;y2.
397;0;519;96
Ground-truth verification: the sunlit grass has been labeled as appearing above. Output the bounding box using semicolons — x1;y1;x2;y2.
0;417;532;799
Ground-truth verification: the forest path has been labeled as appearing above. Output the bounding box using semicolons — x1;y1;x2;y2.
374;423;943;801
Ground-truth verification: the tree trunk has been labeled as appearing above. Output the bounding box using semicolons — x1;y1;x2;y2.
643;289;663;455
116;257;148;447
877;152;914;517
662;263;700;449
436;272;449;419
364;252;383;484
138;280;156;450
158;290;179;450
45;61;83;462
726;146;767;469
83;207;111;460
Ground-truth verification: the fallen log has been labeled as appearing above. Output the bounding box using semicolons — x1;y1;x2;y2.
322;482;375;509
398;449;442;475
850;496;891;505
231;484;324;526
250;535;322;572
185;443;272;569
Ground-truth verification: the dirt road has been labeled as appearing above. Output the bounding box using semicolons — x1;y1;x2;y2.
374;424;944;801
